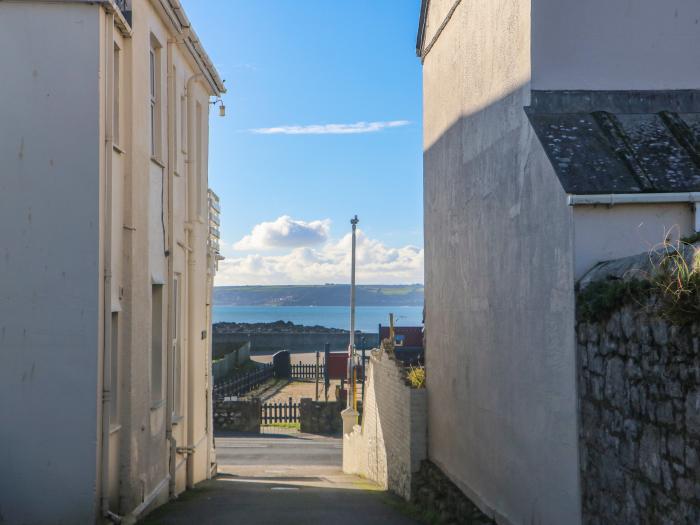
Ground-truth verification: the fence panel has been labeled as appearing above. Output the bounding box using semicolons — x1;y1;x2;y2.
290;361;324;381
261;397;300;424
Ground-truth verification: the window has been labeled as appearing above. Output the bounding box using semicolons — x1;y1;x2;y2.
172;275;182;417
110;313;119;422
149;36;162;159
180;94;187;153
172;66;178;157
113;43;120;145
151;284;164;405
196;101;203;217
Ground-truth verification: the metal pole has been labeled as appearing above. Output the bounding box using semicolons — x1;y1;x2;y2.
348;215;359;409
315;351;320;401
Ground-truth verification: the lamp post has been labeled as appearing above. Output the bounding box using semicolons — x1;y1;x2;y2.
342;215;360;432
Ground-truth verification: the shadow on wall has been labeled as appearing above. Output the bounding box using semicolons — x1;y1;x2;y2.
422;80;582;524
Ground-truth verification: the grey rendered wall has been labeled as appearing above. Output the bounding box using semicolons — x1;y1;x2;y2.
0;3;101;524
532;0;700;90
422;1;581;523
573;204;694;279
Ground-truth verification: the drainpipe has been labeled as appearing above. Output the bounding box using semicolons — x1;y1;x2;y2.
185;72;203;489
101;11;117;523
165;37;178;500
567;192;700;232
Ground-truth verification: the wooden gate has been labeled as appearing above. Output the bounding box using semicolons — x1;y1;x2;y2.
261;397;299;424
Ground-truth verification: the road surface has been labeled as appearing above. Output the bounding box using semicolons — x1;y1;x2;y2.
139;432;419;525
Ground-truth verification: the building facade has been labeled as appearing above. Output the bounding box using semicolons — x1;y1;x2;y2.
418;0;700;524
0;1;225;523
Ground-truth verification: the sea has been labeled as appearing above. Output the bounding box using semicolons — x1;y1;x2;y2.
212;305;423;333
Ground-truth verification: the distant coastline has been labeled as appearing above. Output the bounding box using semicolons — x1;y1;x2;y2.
213;320;347;334
213;284;424;307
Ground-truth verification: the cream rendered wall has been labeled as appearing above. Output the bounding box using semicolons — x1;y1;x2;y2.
573;204;694;279
532;0;700;90
0;3;102;524
107;0;216;512
422;1;581;524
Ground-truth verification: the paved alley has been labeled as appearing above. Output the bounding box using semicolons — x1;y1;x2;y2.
138;432;420;525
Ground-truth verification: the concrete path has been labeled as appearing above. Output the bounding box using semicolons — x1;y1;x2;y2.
138;432;420;525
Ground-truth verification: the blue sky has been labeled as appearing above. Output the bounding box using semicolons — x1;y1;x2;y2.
181;0;424;285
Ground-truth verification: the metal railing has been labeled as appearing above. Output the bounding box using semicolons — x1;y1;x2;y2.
213;364;273;400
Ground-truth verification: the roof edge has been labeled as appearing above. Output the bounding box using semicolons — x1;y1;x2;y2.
416;0;429;58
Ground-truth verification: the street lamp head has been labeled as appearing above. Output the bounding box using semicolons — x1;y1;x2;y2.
350;215;359;226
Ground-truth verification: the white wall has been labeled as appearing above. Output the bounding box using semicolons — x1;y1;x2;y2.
573;203;694;279
422;1;581;523
0;3;101;524
532;0;700;90
343;351;427;500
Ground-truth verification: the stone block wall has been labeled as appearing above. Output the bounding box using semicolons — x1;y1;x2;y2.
213;399;261;433
343;350;427;500
299;399;343;434
578;301;700;524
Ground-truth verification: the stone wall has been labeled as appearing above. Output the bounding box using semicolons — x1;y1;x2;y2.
578;300;700;524
299;399;343;434
213;399;261;433
213;331;379;355
343;350;427;501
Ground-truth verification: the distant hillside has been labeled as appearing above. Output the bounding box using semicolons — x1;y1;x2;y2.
213;284;424;307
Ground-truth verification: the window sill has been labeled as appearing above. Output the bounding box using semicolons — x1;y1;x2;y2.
150;399;166;411
172;414;184;425
112;143;125;155
109;423;122;435
150;156;166;169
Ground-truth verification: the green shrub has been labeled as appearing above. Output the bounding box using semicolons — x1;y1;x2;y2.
576;278;651;322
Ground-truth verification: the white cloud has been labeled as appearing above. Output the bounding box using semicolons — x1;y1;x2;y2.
216;230;423;285
251;120;410;135
233;215;331;251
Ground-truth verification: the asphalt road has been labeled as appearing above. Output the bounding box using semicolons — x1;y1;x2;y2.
214;433;342;466
139;432;420;525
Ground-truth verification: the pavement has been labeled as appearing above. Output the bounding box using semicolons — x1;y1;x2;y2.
138;432;420;525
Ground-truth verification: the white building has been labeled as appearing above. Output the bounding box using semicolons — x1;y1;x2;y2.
418;0;700;523
0;1;225;523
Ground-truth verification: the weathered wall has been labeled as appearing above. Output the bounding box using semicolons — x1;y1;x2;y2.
343;351;426;501
300;399;343;435
214;332;379;355
532;0;700;90
422;0;581;523
578;302;700;524
214;399;261;433
573;203;694;279
0;4;101;524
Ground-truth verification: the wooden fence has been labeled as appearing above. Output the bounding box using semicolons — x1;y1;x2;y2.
261;397;300;424
290;361;324;381
213;363;273;400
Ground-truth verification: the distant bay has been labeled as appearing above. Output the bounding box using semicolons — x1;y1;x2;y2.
212;305;423;333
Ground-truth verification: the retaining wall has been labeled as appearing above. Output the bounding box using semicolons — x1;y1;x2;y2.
299;399;343;434
213;399;261;433
212;342;251;382
343;350;427;500
578;300;700;524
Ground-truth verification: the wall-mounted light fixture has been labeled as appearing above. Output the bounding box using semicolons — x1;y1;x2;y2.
210;97;226;117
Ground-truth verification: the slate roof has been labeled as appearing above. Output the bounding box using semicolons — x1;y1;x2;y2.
526;90;700;195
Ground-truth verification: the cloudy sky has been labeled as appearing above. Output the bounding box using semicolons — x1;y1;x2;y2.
182;0;423;285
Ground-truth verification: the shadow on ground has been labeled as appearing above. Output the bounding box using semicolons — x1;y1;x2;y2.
138;475;420;525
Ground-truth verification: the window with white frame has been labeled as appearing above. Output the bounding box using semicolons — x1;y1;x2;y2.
113;43;120;146
151;284;164;405
149;36;162;159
